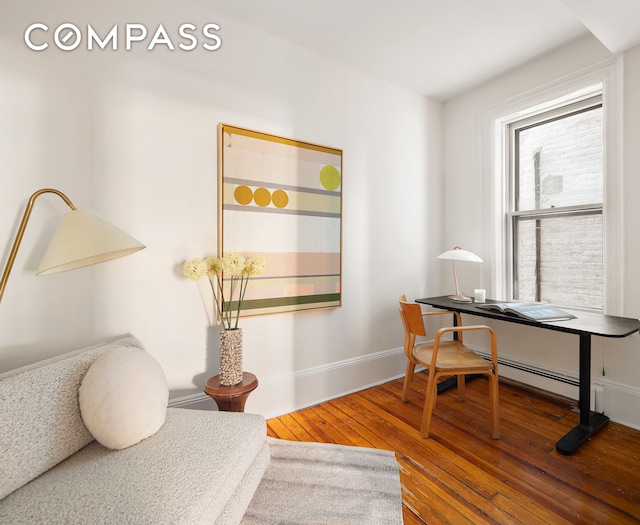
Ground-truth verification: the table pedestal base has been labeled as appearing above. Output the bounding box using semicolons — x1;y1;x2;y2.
556;412;609;455
204;372;258;412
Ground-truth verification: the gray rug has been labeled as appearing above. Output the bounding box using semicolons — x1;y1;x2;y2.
241;437;403;525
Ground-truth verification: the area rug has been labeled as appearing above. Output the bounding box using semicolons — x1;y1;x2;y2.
241;437;403;525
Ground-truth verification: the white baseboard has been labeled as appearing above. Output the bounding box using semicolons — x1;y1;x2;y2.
169;345;640;431
588;378;640;430
169;392;210;409
169;347;409;419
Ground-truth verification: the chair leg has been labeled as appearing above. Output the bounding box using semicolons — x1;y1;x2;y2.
488;372;500;439
401;360;416;402
456;374;466;401
420;372;439;438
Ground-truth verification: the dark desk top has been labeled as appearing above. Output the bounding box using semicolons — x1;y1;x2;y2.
416;296;639;338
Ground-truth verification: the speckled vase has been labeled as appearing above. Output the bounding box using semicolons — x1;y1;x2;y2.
219;328;243;386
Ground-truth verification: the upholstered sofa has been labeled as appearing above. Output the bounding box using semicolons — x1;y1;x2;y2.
0;336;270;524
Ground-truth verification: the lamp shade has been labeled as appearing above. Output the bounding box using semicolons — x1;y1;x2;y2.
437;248;483;263
36;209;145;275
437;247;483;302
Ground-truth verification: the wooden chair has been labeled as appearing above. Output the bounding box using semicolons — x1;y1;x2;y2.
399;295;500;439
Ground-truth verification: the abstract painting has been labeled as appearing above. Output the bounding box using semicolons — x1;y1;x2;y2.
218;124;342;316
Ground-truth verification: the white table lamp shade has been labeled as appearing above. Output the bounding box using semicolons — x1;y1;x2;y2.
437;248;483;263
36;209;145;275
437;247;483;302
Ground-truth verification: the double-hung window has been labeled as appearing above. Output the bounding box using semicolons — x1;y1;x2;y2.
506;95;604;310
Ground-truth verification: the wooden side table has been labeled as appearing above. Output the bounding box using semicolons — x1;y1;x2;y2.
204;372;258;412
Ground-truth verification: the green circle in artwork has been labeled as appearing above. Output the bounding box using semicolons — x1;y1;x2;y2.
319;165;341;191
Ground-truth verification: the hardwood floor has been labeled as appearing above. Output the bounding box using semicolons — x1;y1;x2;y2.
266;371;640;524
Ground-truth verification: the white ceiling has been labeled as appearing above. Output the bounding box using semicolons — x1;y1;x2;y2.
201;0;640;101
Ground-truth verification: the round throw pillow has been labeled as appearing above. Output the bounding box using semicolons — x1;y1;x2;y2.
79;346;169;450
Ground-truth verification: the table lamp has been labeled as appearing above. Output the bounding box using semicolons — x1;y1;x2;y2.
437;246;483;302
0;188;145;303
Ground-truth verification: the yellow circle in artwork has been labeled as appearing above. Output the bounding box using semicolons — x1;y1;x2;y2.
234;185;253;205
272;189;289;208
320;165;341;191
254;187;272;207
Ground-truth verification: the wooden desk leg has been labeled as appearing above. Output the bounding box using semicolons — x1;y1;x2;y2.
555;334;609;455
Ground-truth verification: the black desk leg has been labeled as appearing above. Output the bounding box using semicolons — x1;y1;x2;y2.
555;333;610;455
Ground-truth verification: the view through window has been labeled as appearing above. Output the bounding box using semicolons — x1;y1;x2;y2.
508;95;603;310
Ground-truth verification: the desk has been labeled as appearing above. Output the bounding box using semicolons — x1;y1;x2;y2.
416;296;639;455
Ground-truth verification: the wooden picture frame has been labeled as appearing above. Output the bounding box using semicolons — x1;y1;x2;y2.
218;124;342;316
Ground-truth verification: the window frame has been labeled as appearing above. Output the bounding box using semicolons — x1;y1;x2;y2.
481;57;624;315
506;96;604;307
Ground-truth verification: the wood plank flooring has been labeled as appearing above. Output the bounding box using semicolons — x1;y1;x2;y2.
266;372;640;524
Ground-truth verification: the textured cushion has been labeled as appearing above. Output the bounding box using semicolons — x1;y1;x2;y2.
0;336;144;500
79;346;168;450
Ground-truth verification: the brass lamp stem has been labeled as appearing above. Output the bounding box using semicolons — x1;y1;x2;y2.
0;188;77;303
451;259;460;297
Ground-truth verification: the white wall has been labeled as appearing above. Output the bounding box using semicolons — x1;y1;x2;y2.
443;34;640;428
5;2;636;430
0;0;443;417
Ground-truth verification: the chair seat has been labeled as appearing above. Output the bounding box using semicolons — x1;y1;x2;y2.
413;341;493;372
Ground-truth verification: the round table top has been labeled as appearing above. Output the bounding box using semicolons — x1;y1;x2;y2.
204;372;258;397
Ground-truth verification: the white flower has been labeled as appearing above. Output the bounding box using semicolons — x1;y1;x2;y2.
182;258;208;281
183;253;267;330
244;256;266;276
205;256;224;275
223;252;246;277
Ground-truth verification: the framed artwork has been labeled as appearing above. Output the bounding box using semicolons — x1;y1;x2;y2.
218;124;342;316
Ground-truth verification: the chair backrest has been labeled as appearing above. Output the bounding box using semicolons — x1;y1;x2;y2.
399;297;426;337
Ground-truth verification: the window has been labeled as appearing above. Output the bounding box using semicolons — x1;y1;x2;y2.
485;58;623;315
507;95;604;310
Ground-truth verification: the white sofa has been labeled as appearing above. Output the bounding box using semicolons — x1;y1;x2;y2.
0;336;270;524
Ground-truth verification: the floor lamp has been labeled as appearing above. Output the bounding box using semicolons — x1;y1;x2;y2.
0;188;145;303
437;246;483;303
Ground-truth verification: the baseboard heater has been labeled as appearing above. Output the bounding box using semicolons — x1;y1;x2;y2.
474;349;579;388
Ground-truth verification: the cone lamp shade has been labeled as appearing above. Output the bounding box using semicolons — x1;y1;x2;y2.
0;188;145;303
437;247;483;302
36;209;145;275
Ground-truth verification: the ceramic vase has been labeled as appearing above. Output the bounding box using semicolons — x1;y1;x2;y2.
219;328;243;386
